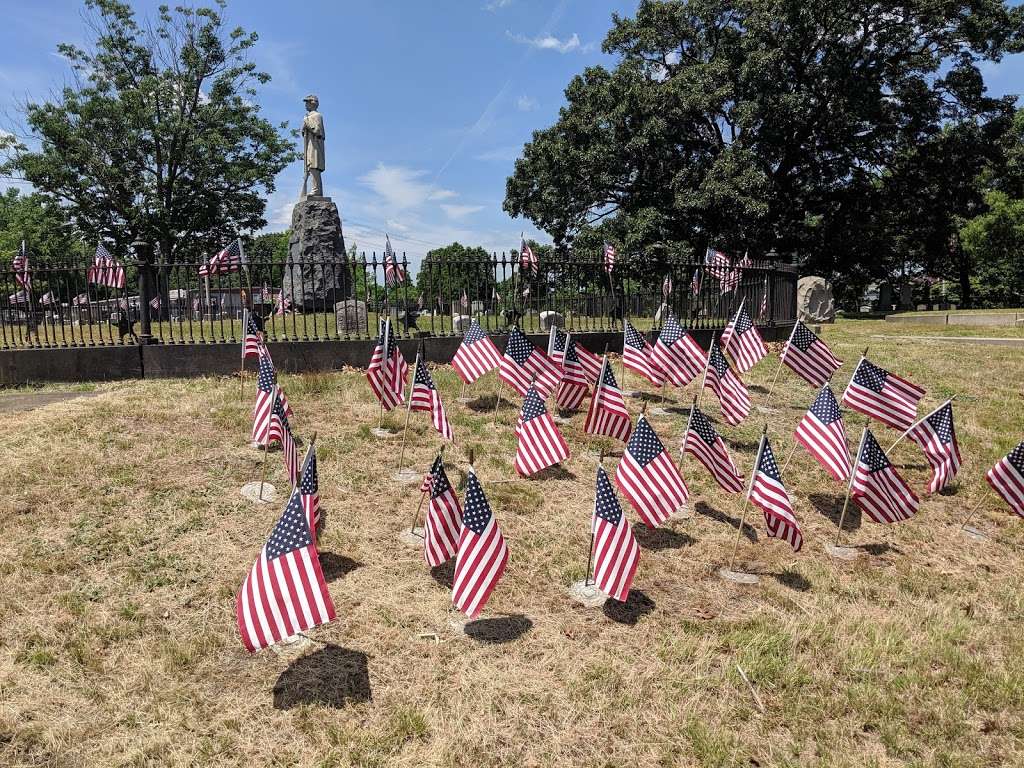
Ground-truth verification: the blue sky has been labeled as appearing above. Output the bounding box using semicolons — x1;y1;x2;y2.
1;1;1023;274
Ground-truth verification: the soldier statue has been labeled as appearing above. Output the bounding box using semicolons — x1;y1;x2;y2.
301;94;325;198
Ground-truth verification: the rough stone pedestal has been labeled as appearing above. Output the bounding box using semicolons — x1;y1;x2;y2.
797;276;836;324
283;197;351;311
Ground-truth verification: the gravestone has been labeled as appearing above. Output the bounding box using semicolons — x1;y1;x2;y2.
797;276;836;323
471;300;485;314
899;284;914;310
539;310;564;330
653;303;671;324
282;197;351;311
335;299;367;333
876;281;893;313
452;314;472;332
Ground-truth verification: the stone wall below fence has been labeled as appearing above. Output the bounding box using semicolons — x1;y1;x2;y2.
885;311;1023;328
0;323;795;386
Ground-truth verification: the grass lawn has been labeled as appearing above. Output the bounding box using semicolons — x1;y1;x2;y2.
1;319;1023;767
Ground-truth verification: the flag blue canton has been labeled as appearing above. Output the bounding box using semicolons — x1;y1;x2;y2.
563;340;581;364
689;407;719;446
521;387;548;421
594;466;623;525
791;322;819;352
246;314;261;336
272;395;291;428
854;360;889;393
300;454;318;495
860;430;892;472
505;328;533;366
809;386;842;424
464;320;486;344
429;456;453;499
709;342;730;378
733;307;753;335
415;358;436;390
626;416;665;466
1007;442;1024;473
659;314;682;346
757;438;783;481
266;490;313;560
624;323;646;350
600;361;619;388
551;328;568;353
257;355;276;393
926;402;955;445
462;471;493;535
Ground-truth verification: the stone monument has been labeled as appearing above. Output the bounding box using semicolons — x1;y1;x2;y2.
796;276;836;324
281;94;352;311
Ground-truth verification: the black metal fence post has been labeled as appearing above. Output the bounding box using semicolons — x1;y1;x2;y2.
134;239;155;344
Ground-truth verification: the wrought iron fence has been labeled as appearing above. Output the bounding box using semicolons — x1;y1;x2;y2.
0;246;797;349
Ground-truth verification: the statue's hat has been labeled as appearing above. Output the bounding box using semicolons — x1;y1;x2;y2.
303;94;318;103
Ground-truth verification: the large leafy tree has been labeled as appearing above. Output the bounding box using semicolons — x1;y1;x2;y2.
1;0;296;265
416;243;498;308
505;0;1024;291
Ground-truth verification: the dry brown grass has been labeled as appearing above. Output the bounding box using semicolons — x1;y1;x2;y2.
2;319;1024;767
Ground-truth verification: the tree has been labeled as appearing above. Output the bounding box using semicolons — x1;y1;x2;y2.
416;243;497;309
0;0;296;266
0;189;81;262
960;191;1024;307
504;0;1024;285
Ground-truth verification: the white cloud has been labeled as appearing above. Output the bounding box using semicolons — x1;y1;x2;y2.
506;31;593;54
484;0;513;10
359;163;457;210
440;204;485;220
516;94;538;112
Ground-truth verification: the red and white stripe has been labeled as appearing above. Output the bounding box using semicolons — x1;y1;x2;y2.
906;402;961;494
851;431;919;524
424;467;462;568
590;467;639;602
794;392;851;483
514;391;570;477
781;321;843;388
986;442;1024;517
583;357;632;442
747;437;802;551
452;470;508;619
623;322;663;387
682;409;743;493
720;305;767;373
451;322;502;383
842;358;925;432
614;416;688;528
651;324;705;387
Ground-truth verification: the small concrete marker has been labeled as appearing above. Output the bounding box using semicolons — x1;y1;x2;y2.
961;525;989;542
823;543;859;560
718;567;760;585
392;467;420;484
371;426;397;438
568;580;608;608
755;405;778;414
398;526;425;548
271;633;313;658
648;406;671;417
241;481;276;504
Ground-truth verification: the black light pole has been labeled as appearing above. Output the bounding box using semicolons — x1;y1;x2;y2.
134;239;156;344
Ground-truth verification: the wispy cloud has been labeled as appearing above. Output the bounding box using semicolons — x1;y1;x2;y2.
484;0;513;10
506;31;593;54
441;204;485;220
475;145;522;163
515;94;538;112
359;163;457;210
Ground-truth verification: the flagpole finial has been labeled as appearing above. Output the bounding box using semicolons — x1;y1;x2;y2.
468;448;475;466
862;346;869;358
310;431;318;445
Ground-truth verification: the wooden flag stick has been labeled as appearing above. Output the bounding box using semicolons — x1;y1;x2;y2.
695;332;717;412
781;442;799;476
397;347;421;470
676;395;698;473
960;490;992;531
258;440;270;501
885;396;957;456
239;308;248;401
836;422;869;547
728;425;767;570
409;492;426;534
762;321;798;409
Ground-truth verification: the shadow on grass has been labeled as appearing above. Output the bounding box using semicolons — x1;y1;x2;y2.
667;405;692;417
857;542;897;556
318;552;362;583
770;568;812;592
696;502;758;543
748;384;770;394
465;395;514;413
530;465;577;482
938;485;961;497
464;614;533;644
633;523;694;551
603;589;656;626
809;493;861;532
731;439;762;451
272;645;370;710
430;559;455;590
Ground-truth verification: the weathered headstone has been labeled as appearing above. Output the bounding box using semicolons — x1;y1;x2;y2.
539;310;564;330
452;314;472;332
471;300;485;314
335;299;367;333
653;303;671;324
282;197;351;311
899;283;914;310
876;281;893;313
797;276;836;323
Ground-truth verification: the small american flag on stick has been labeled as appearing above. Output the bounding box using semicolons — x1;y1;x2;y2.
590;466;640;602
987;441;1024;517
851;428;920;524
235;485;335;652
720;302;767;373
584;356;632;442
268;395;300;486
651;313;705;387
603;242;616;274
199;238;245;276
366;319;408;410
452;319;502;383
252;352;291;445
906;400;961;494
13;240;30;289
794;384;851;483
615;414;688;528
703;339;750;426
242;310;264;360
622;321;663;387
514;385;570;477
88;243;126;289
299;442;320;533
411;356;453;441
384;235;405;286
683;405;743;493
423;454;462;567
500;326;562;398
549;327;601;383
452;467;508;619
520;237;538;277
842;357;925;432
781;321;843;388
748;433;802;551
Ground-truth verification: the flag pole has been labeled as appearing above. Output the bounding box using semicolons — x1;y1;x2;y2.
762;320;798;409
258;440;270;501
836;422;869;547
410;446;443;534
722;297;745;355
239;308;249;401
781;442;799;476
728;424;767;571
397;346;420;470
695;332;717;411
378;317;391;430
585;450;606;587
960;489;992;532
884;396;956;457
676;395;698;473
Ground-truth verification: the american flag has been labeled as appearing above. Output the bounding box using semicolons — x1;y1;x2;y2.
514;385;570;477
299;443;320;532
384;235;405;286
603;242;616;274
199;238;244;276
274;291;292;316
591;466;640;602
704;340;750;426
366;319;408;410
452;468;508;619
720;303;767;373
452;318;502;383
651;313;706;387
584;356;632;442
423;454;462;567
781;321;843;388
235;485;335;653
842;357;925;432
252;352;280;444
549;326;602;382
411;356;453;441
149;295;162;311
851;428;920;524
906;401;961;494
705;247;730;281
721;254;750;294
72;292;89;307
13;240;30;289
622;321;663;387
683;405;743;493
691;267;702;297
7;289;29;304
87;243;126;289
987;441;1024;517
748;434;802;552
757;275;769;323
520;237;538;276
268;394;300;486
554;335;591;411
242;310;264;359
615;414;688;528
794;384;851;483
661;274;672;300
39;291;54;306
500;326;562;398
